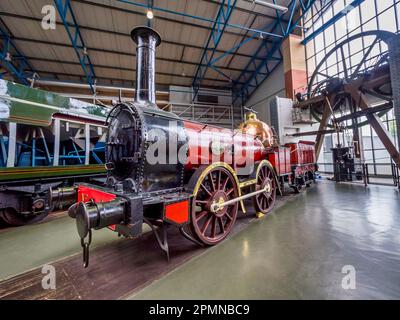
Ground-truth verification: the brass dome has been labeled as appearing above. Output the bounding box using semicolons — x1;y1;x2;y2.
239;112;274;148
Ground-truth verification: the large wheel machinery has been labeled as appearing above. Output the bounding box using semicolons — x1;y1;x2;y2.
295;30;400;165
307;30;394;128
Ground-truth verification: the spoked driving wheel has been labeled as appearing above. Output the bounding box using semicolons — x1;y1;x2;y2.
253;163;276;215
190;165;239;245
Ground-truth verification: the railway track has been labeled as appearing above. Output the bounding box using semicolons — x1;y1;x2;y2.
0;190;300;300
0;210;67;234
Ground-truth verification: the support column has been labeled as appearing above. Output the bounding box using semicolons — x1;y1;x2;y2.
282;34;308;100
388;35;400;153
346;85;400;166
315;102;332;160
85;123;90;165
53;118;60;166
6;122;16;168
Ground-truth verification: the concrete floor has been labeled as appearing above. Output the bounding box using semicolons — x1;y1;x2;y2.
0;218;156;282
131;181;400;299
1;180;399;299
0;216;119;281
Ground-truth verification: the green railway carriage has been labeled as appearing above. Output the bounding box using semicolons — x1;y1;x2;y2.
0;79;108;225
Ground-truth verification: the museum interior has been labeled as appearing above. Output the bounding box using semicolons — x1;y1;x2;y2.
0;0;399;301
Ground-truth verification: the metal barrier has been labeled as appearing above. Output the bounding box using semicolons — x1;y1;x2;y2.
319;162;399;189
362;163;369;187
163;102;239;128
392;163;400;190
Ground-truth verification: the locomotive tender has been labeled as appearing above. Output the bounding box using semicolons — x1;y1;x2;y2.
55;27;317;267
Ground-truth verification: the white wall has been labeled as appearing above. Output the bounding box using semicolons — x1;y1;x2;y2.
169;86;192;104
244;63;318;145
169;86;233;105
244;63;285;125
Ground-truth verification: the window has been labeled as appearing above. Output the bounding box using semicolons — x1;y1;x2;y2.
304;0;399;177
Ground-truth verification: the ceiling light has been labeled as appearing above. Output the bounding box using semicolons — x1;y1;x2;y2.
146;10;154;19
250;0;288;13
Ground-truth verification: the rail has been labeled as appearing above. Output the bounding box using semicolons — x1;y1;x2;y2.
318;162;400;189
162;102;238;128
392;163;400;190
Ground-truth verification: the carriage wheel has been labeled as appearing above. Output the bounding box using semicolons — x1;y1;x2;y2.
253;163;276;215
0;208;48;226
190;166;239;246
292;174;305;194
306;171;314;187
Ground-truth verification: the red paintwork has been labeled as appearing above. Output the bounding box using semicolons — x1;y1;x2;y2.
77;185;116;203
183;120;266;170
78;186;118;232
164;200;190;225
285;141;316;166
267;147;291;175
293;164;316;176
108;225;117;231
183;120;316;179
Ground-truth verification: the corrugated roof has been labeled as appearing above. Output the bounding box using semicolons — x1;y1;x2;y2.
0;0;297;91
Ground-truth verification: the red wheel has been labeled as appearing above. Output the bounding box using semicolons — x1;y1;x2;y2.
190;166;239;245
253;163;276;215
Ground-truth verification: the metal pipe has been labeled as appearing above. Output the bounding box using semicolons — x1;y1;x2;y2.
248;0;288;13
118;0;284;38
34;80;230;96
56;93;170;104
34;80;166;95
211;185;270;213
131;26;161;107
35;79;134;92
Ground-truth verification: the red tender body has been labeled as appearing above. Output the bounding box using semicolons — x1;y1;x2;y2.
267;147;291;175
283;141;317;185
285;141;316;166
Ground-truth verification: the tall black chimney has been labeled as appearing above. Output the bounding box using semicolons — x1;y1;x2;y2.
130;26;161;108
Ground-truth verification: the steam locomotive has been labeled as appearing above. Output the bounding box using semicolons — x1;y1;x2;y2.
52;27;317;267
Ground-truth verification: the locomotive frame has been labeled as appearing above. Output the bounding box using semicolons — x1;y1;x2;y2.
54;26;317;268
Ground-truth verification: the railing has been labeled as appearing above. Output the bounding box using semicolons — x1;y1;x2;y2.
392;163;400;190
318;162;400;189
162;102;239;128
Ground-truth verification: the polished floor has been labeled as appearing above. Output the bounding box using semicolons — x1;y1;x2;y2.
1;180;399;299
131;181;400;299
